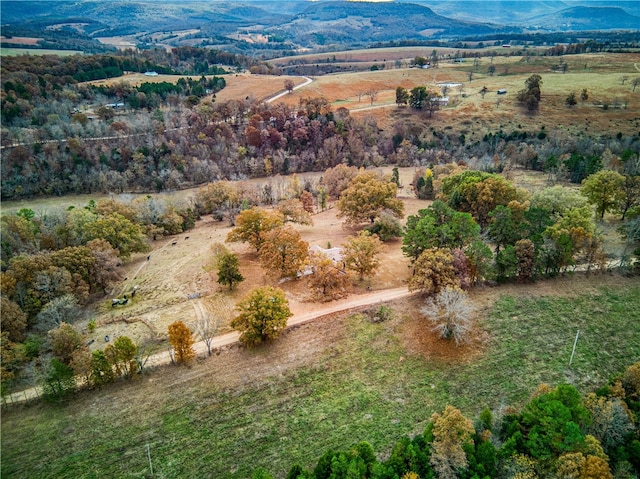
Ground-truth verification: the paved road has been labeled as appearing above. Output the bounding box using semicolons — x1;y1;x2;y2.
4;286;412;404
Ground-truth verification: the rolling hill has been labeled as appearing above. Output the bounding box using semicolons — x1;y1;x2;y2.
267;1;500;47
529;6;640;31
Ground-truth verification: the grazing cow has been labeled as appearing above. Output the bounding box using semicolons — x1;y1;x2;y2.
171;241;177;246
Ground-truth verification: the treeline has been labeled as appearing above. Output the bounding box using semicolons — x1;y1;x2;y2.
3;78;639;201
0;22;116;54
405;167;640;291
373;31;640;51
254;364;640;479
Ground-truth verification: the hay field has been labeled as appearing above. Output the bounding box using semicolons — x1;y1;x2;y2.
272;52;640;135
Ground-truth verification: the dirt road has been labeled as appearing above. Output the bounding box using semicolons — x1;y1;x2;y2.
4;286;413;404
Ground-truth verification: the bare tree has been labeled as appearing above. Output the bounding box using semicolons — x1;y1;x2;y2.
620;75;629;85
194;295;232;356
195;310;219;357
421;287;474;346
366;89;379;106
135;338;154;375
356;90;365;102
632;77;640;92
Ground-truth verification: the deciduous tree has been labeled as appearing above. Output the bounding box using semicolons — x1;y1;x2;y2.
321;164;358;198
277;198;312;225
617;175;640;220
86;239;123;294
581;170;625;219
259;226;309;279
284;79;295;93
231;286;292;346
168;320;196;365
299;191;315;214
342;231;383;281
403;201;480;260
91;350;115;387
337;172;404;225
49;322;85;365
226;207;284;252
365;210;403;241
107;336;138;378
517;74;543;112
37;294;82;330
531;185;588;220
308;252;350;301
430;405;475;479
395;86;409;106
515;239;536;282
421;287;474;346
0;297;27;342
583;393;635;453
83;213;149;259
408;248;459;295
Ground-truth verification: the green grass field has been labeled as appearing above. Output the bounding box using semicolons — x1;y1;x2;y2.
2;280;639;478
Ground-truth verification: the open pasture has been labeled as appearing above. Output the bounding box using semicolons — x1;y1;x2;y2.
271;52;640;136
2;275;638;478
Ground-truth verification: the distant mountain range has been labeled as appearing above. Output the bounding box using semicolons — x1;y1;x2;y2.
1;0;638;52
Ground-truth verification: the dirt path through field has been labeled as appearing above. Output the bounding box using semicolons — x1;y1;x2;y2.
266;76;313;103
4;286;413;404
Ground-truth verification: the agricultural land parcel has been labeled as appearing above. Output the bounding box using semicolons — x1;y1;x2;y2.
1;48;640;478
1;276;639;478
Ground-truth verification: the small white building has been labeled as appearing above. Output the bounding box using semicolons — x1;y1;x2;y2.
309;245;343;263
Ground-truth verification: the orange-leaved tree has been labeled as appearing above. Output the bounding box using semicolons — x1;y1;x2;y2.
168;320;195;365
226;207;284;252
343;230;383;281
308;252;350;301
259;226;309;279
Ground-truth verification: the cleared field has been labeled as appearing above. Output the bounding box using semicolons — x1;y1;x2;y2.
0;48;83;56
269;45;541;65
270;53;639;135
88;72;309;103
0;36;42;45
1;276;638;478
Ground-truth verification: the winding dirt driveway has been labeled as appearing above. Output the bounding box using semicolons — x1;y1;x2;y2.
266;76;313;103
4;286;412;404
